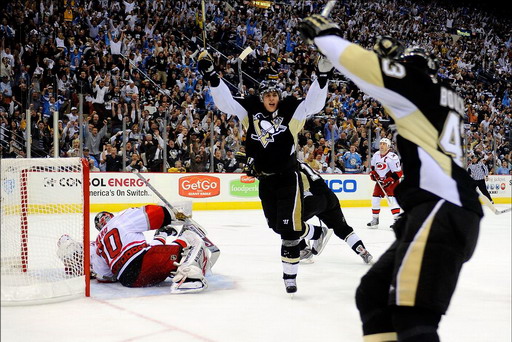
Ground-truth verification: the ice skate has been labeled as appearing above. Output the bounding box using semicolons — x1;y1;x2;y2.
284;278;297;294
312;226;333;255
357;246;373;264
300;247;314;263
366;218;379;228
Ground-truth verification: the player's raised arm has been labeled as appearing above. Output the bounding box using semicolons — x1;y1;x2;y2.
298;15;415;119
197;51;248;123
292;56;332;121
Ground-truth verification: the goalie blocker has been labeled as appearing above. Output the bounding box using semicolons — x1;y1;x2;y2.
57;205;219;294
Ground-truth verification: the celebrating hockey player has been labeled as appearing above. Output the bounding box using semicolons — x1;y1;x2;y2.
57;205;219;293
299;16;483;342
198;50;331;294
367;137;402;229
298;161;373;264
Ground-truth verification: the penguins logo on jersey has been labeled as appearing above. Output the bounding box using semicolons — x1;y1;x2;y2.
251;112;287;147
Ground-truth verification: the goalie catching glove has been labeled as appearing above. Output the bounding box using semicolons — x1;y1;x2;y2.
197;50;220;87
298;14;343;45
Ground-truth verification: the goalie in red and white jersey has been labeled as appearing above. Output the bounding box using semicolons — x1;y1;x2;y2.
367;138;402;229
58;205;219;294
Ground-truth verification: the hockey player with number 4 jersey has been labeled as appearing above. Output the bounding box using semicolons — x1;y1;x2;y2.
367;138;402;229
57;205;219;294
299;15;483;342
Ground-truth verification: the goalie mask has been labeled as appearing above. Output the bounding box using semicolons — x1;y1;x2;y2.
259;80;282;102
95;211;114;231
398;46;439;76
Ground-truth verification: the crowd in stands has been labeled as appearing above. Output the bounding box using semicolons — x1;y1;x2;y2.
0;0;510;175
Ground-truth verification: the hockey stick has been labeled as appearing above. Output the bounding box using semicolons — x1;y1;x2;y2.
376;178;392;207
477;189;512;215
321;0;338;17
133;172;220;264
134;171;187;220
201;0;207;50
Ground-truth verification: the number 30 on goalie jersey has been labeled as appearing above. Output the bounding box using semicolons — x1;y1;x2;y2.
91;205;170;281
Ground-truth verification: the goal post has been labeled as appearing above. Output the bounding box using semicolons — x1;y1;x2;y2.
1;157;90;305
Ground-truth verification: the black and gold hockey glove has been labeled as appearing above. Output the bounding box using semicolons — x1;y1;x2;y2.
197;51;220;87
243;157;259;178
373;36;404;59
298;14;343;45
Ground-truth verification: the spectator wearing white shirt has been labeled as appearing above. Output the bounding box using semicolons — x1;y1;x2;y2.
92;76;109;119
123;80;139;103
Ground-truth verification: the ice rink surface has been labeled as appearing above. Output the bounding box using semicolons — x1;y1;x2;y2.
2;207;511;342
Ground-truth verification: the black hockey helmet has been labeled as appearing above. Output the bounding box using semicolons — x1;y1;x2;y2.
373;36;404;59
398;46;439;76
94;211;114;231
259;80;282;101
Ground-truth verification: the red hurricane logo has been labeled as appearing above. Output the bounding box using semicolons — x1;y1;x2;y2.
375;162;387;170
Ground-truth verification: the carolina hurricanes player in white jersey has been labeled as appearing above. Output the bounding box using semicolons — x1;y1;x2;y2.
367;138;402;228
57;205;218;293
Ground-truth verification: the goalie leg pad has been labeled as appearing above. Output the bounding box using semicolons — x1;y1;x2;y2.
180;221;221;267
171;230;211;294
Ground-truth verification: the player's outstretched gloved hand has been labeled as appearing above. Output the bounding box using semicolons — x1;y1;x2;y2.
369;170;379;181
381;177;395;188
197;50;219;86
298;14;343;45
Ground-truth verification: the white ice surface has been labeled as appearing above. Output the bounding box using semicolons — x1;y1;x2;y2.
2;207;511;342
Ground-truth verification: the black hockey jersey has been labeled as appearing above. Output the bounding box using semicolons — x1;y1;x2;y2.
315;36;482;216
210;80;328;174
299;161;331;195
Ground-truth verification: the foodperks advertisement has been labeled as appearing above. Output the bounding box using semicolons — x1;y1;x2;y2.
88;173;511;213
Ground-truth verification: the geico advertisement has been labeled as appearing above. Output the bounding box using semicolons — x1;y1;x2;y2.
486;175;512;196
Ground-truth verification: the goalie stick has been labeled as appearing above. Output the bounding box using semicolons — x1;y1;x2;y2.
133;171;221;265
477;189;512;215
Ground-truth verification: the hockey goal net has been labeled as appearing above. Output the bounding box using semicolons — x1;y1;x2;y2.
1;157;90;305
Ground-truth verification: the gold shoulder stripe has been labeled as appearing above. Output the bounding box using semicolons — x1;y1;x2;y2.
339;44;384;87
